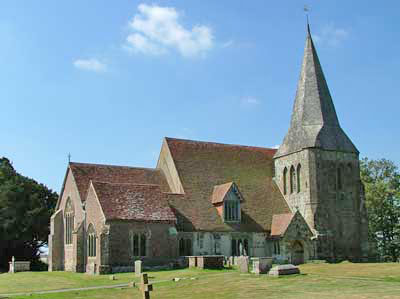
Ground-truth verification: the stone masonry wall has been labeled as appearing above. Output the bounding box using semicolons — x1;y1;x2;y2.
57;170;85;271
274;148;368;261
108;221;178;269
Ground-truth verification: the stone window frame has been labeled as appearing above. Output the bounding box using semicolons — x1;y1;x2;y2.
296;164;302;193
223;187;241;223
231;238;249;256
64;198;74;245
290;166;296;194
87;223;97;257
283;167;288;195
130;231;147;257
273;240;281;255
337;164;344;190
179;238;192;256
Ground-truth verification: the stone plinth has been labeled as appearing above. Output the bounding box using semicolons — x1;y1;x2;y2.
251;257;273;274
196;256;224;269
269;264;300;276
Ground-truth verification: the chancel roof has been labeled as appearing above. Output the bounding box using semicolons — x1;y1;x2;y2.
69;162;170;202
91;181;176;222
165;137;290;232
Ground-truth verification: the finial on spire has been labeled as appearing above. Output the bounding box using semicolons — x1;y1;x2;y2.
68;153;71;163
304;5;311;35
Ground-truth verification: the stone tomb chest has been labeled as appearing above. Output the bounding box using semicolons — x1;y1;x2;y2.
269;264;300;276
189;256;224;269
9;257;30;273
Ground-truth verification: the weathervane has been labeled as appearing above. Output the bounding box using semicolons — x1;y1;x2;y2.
303;4;310;31
304;5;310;25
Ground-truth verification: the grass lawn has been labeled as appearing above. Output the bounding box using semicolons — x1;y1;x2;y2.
1;262;400;298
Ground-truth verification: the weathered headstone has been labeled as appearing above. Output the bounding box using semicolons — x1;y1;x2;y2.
237;256;249;273
188;256;197;268
135;260;142;277
140;273;153;299
269;264;300;276
251;257;273;275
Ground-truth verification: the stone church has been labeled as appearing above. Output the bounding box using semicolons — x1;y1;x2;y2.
48;26;369;274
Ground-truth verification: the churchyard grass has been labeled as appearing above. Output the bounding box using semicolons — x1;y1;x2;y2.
2;262;400;298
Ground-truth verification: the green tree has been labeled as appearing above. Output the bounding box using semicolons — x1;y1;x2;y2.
360;158;400;262
0;157;58;270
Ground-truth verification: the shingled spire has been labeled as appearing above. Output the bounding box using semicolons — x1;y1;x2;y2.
274;25;358;158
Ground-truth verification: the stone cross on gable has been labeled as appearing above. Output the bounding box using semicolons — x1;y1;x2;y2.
140;273;153;299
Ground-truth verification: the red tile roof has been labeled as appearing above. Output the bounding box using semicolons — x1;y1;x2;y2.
91;181;176;222
69;162;170;202
270;213;295;236
211;182;233;204
165;138;290;232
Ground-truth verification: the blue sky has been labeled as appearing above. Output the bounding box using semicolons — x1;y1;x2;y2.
1;1;399;192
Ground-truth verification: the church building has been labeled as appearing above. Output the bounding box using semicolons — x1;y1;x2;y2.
48;26;369;274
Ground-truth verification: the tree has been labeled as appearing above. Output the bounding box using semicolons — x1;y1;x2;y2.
0;157;58;270
360;158;400;262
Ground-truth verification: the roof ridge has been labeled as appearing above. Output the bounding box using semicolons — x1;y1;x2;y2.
70;162;159;171
91;180;162;188
165;137;277;151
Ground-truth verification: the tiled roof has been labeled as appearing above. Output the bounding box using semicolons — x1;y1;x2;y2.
69;162;170;202
211;182;233;204
91;181;176;222
270;213;295;236
165;138;291;232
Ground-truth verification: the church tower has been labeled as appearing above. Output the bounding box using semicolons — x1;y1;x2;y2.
274;25;369;261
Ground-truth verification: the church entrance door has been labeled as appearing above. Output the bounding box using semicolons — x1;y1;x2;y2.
291;241;304;265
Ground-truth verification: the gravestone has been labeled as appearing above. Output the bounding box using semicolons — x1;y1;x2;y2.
135;260;142;277
140;273;153;299
269;264;300;276
188;256;197;268
237;256;249;273
251;257;273;274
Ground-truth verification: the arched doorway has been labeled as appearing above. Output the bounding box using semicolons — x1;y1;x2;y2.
291;241;304;265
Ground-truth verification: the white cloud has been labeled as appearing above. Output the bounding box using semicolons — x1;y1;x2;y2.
313;24;349;47
272;145;280;149
73;58;107;72
125;33;166;55
125;4;214;57
241;96;260;105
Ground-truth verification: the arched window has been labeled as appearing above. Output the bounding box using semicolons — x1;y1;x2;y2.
337;165;343;190
297;164;301;193
140;234;147;257
87;224;96;257
131;232;147;256
290;166;296;194
231;239;237;256
224;189;241;222
283;167;288;195
179;238;192;256
64;198;74;245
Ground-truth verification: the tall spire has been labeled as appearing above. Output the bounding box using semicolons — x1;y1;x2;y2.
275;25;358;158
